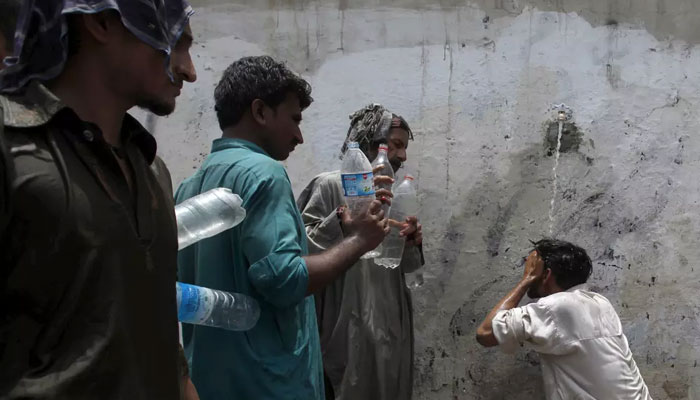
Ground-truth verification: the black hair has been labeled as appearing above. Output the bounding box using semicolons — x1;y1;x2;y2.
340;108;414;156
391;114;413;140
0;0;21;52
214;56;313;130
532;239;592;290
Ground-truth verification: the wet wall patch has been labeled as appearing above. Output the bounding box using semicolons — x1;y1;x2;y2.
545;121;583;155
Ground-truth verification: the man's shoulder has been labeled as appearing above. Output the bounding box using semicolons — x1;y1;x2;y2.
177;153;290;203
536;289;580;308
307;170;341;188
1;82;65;128
538;287;623;339
295;170;341;213
315;170;341;182
213;147;287;181
1;93;35;128
298;170;341;201
537;287;618;319
249;153;288;179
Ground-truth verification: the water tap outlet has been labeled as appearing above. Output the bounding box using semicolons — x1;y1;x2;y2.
552;104;573;122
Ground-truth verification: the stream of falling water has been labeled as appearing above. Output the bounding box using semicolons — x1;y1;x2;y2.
548;121;564;235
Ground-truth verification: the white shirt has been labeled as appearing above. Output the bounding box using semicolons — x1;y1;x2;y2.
492;285;652;400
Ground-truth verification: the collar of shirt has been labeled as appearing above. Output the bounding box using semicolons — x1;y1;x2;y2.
565;283;589;293
0;81;158;164
211;137;270;158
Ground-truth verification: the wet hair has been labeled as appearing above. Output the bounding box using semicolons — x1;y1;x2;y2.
532;239;592;290
394;114;412;133
340;104;414;156
214;56;313;130
0;0;21;52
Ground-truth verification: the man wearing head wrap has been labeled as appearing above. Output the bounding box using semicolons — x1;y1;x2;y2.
297;103;424;400
0;1;198;399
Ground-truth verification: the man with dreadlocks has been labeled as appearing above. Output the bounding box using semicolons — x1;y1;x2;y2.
297;103;424;400
0;1;198;398
476;239;651;400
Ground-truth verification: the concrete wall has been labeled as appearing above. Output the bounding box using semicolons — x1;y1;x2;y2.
141;1;700;398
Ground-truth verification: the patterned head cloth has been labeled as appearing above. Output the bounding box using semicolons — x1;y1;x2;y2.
0;0;194;93
341;103;413;157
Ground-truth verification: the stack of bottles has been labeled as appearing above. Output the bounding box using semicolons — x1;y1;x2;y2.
174;188;260;331
340;142;420;269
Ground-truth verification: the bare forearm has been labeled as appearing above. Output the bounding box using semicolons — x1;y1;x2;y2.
476;278;533;346
304;235;366;295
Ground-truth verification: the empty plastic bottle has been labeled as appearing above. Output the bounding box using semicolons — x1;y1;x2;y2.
176;282;261;331
371;144;394;215
175;187;246;250
341;141;380;258
375;175;419;269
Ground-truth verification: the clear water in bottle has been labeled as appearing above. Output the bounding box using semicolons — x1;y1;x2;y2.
341;141;380;258
175;187;246;250
176;282;261;331
375;175;419;269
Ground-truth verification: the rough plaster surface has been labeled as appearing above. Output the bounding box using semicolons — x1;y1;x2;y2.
136;1;700;398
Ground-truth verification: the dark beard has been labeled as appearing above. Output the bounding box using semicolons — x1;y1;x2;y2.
137;97;175;117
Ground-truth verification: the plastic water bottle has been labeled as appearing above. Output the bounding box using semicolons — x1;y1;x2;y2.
176;282;261;331
371;144;395;216
375;175;419;269
175;187;246;250
341;142;375;215
341;141;380;258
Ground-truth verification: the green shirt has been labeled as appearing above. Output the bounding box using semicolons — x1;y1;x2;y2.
176;138;323;400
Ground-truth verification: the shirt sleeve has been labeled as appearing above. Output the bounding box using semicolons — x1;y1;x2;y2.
241;171;309;310
492;302;572;355
297;175;344;254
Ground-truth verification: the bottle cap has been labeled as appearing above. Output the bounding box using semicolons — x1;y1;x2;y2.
347;142;360;149
404;175;414;181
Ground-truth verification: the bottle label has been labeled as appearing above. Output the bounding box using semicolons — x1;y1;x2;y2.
341;172;375;197
177;283;215;324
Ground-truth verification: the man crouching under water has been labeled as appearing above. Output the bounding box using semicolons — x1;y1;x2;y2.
476;239;651;400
